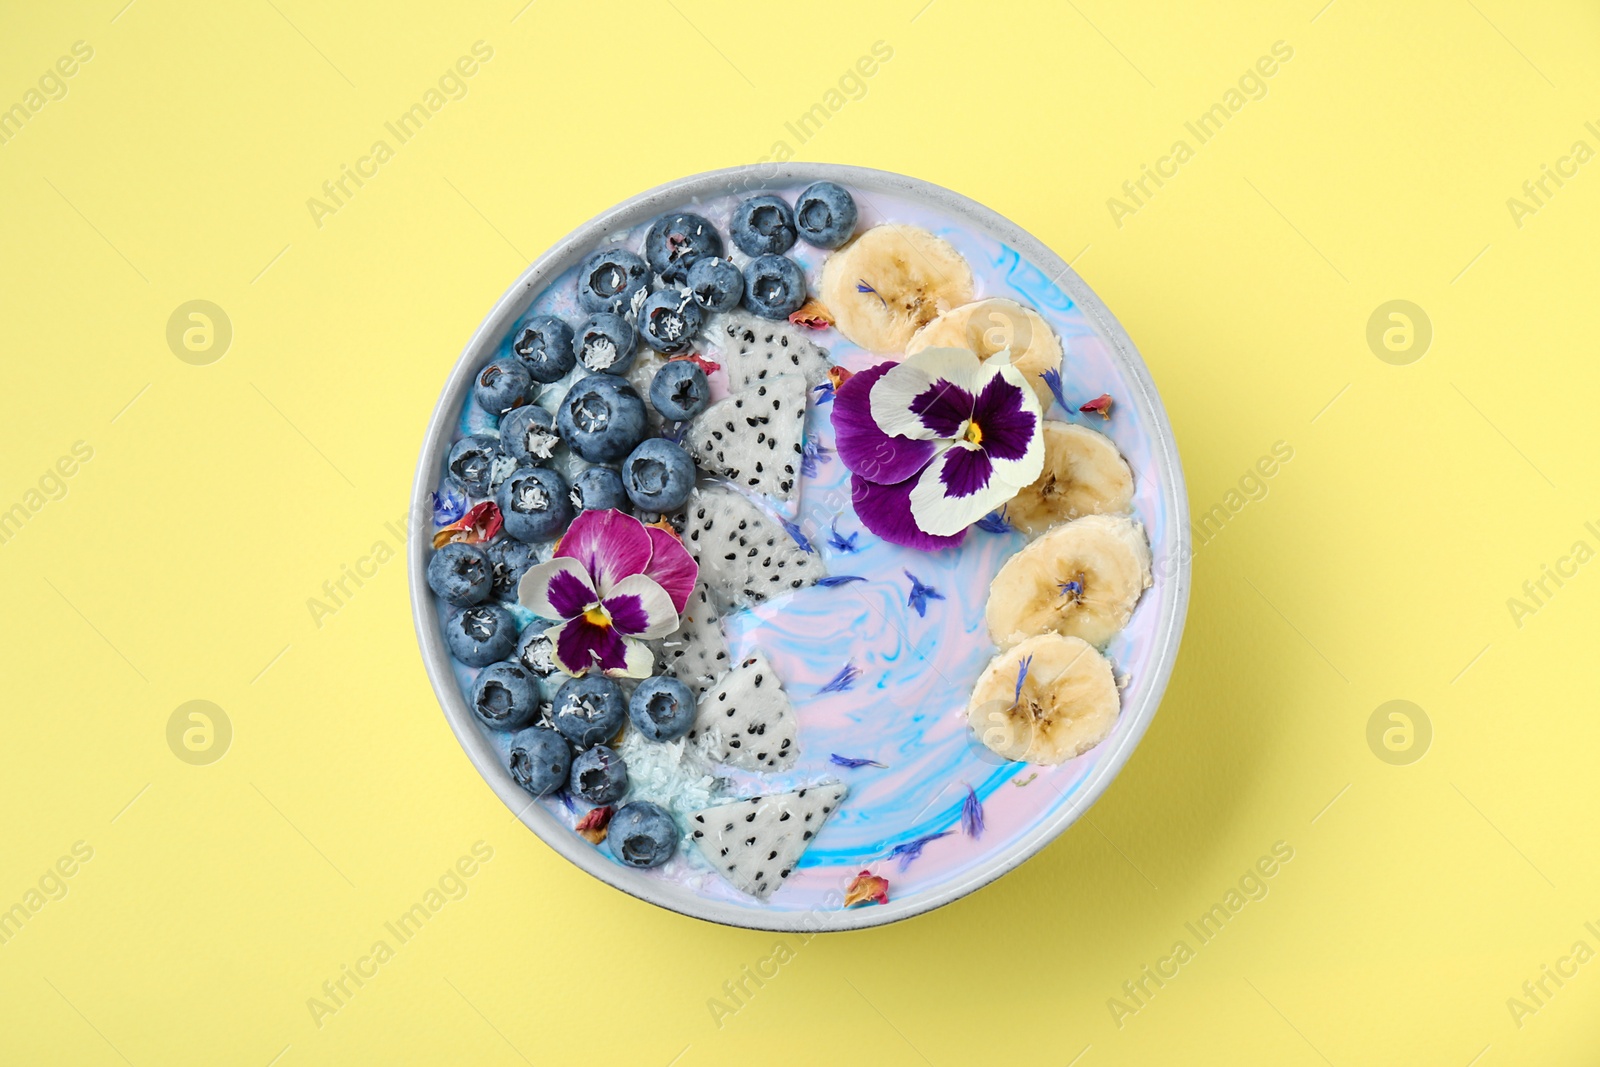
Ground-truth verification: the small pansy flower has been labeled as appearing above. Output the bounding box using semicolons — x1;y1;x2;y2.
517;509;697;679
832;346;1044;550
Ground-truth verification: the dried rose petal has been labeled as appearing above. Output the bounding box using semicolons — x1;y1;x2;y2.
844;870;890;907
1079;393;1113;420
463;501;504;539
431;500;504;547
788;299;835;330
645;516;681;540
826;365;854;390
673;353;721;377
574;805;614;844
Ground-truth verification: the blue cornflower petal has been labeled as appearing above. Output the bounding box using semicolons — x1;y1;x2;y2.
819;663;862;694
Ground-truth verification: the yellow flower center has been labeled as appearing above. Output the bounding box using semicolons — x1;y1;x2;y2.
582;606;611;628
963;419;984;446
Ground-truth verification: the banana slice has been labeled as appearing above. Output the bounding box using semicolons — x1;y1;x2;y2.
986;514;1151;649
967;633;1119;764
819;225;974;353
905;298;1062;407
1005;422;1135;535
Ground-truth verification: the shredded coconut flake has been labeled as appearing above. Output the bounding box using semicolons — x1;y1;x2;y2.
527;430;559;460
585;337;618;370
488;454;518;488
521;630;554;669
618;730;723;823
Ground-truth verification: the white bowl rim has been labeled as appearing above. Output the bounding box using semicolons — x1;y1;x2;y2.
408;162;1191;932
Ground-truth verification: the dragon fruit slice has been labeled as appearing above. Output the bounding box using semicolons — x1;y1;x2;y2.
661;582;731;695
680;485;825;608
715;311;834;391
687;651;799;772
689;782;848;899
686;374;808;503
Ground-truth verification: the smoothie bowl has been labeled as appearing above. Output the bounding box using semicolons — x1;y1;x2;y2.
409;164;1189;931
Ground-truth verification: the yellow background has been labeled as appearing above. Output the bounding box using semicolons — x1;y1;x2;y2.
2;0;1596;1063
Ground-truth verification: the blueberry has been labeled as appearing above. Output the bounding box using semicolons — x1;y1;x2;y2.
496;466;573;543
473;358;535;416
794;181;858;248
730;194;797;256
622;438;695;512
606;801;678;868
570;466;628;512
569;744;629;805
499;404;561;466
649;359;709;422
508;726;570;797
472;661;542;731
557;375;648;463
510;315;577;383
445;603;517;667
577;248;650;314
575;312;638;375
686;256;743;313
643;212;722;284
553;674;627;749
628;675;696;742
515;627;561;678
446;434;505;496
638;290;704;355
486;537;538;602
742;254;807;319
428;542;493;606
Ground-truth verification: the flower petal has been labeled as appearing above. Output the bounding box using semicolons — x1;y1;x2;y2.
844;870;890;907
850;473;966;552
969;367;1036;462
907;445;1020;536
934;442;994;497
977;359;1045;488
869;347;982;441
555;508;653;594
832;361;939;484
431;501;504;548
642;525;697;614
548;617;630;677
908;382;974;439
609;637;655;679
600;573;679;639
518;557;597;620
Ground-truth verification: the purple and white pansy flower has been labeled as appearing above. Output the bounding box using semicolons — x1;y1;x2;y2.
833;346;1044;550
517;509;698;678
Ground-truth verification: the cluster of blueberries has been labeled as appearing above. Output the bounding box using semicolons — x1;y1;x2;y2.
424;182;859;870
448;351;703;548
427;533;694;868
